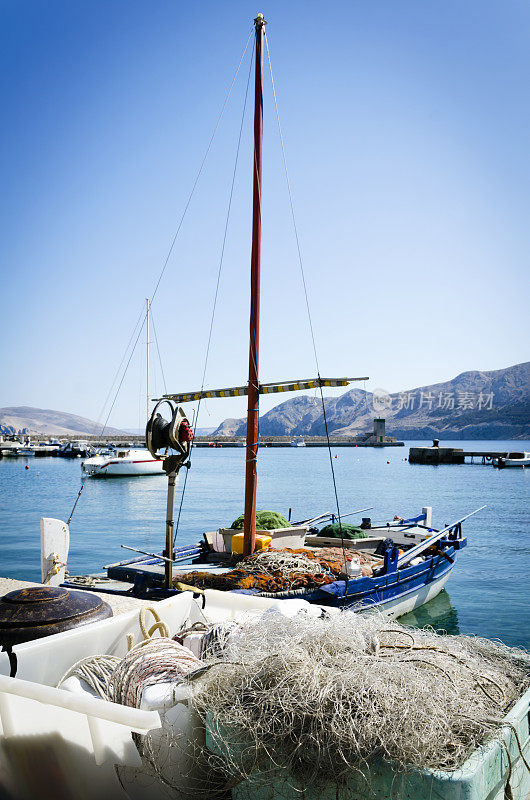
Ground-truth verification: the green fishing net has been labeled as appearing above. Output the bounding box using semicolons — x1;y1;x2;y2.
317;523;372;539
230;510;291;530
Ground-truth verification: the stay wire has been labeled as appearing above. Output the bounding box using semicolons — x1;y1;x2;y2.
149;308;167;395
99;316;146;437
95;31;252;440
149;29;253;307
264;31;320;373
95;301;146;431
66;31;254;529
67;483;85;526
173;41;255;547
264;31;347;572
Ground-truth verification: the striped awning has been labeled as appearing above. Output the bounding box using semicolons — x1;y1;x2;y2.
162;377;369;404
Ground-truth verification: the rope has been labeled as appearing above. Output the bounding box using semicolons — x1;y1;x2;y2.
173;42;255;548
95;300;146;433
99;315;147;436
93;31;253;438
149;307;167;395
58;655;121;699
109;637;201;708
67;482;84;526
264;31;346;572
43;553;66;585
149;29;253;308
139;605;170;640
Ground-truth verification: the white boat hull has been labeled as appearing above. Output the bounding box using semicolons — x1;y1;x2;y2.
82;450;165;477
371;568;452;618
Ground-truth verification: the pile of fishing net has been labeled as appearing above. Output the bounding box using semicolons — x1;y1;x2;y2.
175;548;378;594
190;610;530;789
230;510;291;530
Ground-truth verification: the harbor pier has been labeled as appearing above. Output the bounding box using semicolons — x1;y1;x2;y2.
409;441;508;465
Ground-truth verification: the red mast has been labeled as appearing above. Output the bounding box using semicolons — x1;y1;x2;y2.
243;13;266;557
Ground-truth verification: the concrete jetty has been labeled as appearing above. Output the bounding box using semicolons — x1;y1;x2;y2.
409;440;508;465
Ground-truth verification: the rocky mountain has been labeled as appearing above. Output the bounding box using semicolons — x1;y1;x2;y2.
0;407;126;437
212;362;530;440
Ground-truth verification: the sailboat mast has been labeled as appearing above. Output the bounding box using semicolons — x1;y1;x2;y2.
243;13;266;557
146;298;150;422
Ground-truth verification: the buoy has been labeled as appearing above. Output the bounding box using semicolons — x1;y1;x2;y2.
387;461;390;464
334;455;338;458
25;465;29;470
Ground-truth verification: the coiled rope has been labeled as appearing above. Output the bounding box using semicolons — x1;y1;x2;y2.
109;638;201;708
57;606;200;707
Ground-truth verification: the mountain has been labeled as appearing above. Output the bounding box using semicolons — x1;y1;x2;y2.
212;362;530;440
0;407;126;437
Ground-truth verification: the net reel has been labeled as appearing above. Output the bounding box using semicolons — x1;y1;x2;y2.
146;399;193;474
145;399;194;589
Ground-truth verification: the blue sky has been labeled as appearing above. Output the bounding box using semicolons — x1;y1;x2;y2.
1;0;528;430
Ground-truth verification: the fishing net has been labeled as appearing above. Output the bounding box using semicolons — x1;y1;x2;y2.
175;547;379;593
317;522;371;539
189;610;530;792
230;510;291;530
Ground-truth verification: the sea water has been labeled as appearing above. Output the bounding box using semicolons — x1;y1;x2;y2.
0;440;528;647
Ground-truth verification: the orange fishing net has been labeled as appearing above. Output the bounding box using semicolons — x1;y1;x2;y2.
174;547;379;593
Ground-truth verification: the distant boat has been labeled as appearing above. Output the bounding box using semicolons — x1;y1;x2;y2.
290;437;306;447
82;447;165;477
58;441;92;458
497;451;530;468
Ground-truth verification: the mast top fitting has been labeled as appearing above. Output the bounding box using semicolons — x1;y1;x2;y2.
254;13;267;27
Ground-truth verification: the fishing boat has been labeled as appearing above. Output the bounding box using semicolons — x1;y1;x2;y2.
0;16;527;800
58;440;93;458
59;10;481;619
85;10;479;617
289;437;306;447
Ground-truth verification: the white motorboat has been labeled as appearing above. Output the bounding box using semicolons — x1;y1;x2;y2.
289;438;306;447
497;451;530;468
82;447;165;477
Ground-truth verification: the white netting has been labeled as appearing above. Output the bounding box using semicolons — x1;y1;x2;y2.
236;549;333;579
189;610;530;790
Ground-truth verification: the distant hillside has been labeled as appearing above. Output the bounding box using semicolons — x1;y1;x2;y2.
213;362;530;440
0;407;126;437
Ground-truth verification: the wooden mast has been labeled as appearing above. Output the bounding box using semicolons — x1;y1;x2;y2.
243;13;266;557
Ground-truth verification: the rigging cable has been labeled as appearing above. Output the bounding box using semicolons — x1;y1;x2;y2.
99;315;146;437
264;31;348;573
149;29;253;307
149;307;167;395
64;30;255;532
67;482;85;526
97;29;253;437
95;301;146;434
173;40;255;547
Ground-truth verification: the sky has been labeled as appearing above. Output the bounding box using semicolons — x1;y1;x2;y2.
1;0;529;430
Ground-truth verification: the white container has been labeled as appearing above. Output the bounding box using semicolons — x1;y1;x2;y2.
345;558;362;578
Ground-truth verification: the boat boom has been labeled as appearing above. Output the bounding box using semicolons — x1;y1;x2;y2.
397;505;486;567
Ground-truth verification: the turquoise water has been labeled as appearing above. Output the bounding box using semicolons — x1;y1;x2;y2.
0;440;528;647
